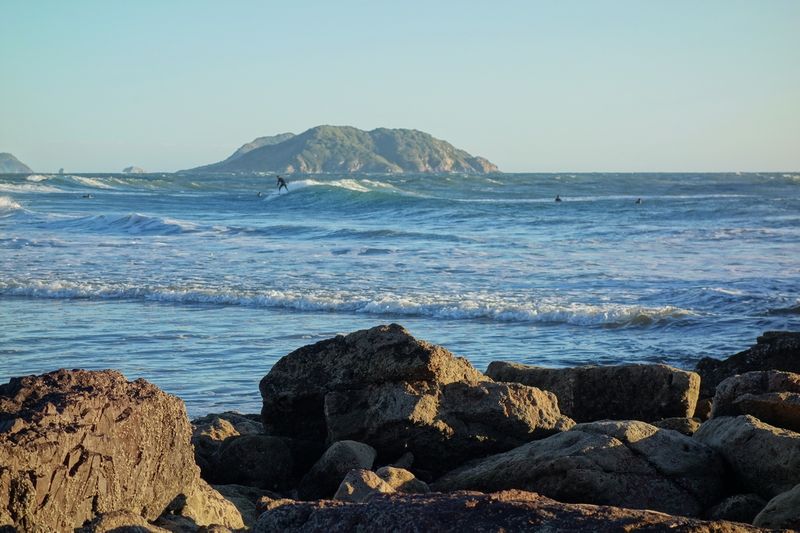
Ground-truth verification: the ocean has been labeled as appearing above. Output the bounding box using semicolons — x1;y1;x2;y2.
1;172;798;416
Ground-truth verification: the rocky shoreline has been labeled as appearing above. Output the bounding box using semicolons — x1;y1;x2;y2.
2;324;799;532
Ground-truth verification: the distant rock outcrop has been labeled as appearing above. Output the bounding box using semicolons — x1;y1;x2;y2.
122;166;146;174
189;126;498;174
0;153;33;173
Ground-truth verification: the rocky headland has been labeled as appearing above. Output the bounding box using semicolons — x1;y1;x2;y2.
2;324;800;531
0;153;33;174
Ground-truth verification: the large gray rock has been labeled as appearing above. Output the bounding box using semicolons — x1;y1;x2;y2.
261;325;573;476
254;489;762;533
433;420;726;517
298;440;377;500
712;370;800;431
694;415;800;499
325;379;573;475
191;412;263;474
754;482;800;529
486;361;700;422
696;331;800;399
0;369;242;532
260;324;487;441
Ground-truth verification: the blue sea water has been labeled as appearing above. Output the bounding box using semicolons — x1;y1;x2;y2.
1;172;798;416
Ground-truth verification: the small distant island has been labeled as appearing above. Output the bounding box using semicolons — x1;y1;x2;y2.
187;126;498;174
122;166;146;174
0;153;33;173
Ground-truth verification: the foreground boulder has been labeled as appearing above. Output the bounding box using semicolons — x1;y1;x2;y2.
253;490;761;533
696;331;800;399
211;434;294;490
486;361;700;422
433;420;725;517
0;369;243;531
694;415;800;499
191;412;263;475
261;324;573;475
712;370;800;431
754;483;800;529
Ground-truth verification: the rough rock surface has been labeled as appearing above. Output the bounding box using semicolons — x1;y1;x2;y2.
77;510;171;532
704;494;766;525
694;415;800;499
653;417;701;436
433;420;725;517
261;324;573;476
333;469;395;503
375;466;429;494
711;370;800;431
0;369;242;531
191;412;263;474
210;434;294;490
696;331;800;399
177;479;244;530
754;482;800;529
253;490;762;533
213;484;279;529
486;361;700;422
298;440;377;500
260;324;487;441
324;379;573;474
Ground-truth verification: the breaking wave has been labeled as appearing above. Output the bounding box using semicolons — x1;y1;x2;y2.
0;279;696;327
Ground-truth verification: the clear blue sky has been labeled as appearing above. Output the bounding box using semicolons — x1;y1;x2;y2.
1;1;798;172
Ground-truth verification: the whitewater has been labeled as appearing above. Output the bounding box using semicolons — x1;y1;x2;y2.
1;172;798;415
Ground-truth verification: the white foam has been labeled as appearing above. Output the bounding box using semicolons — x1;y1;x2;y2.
25;174;51;182
67;175;115;189
0;279;696;326
0;196;22;211
0;182;63;193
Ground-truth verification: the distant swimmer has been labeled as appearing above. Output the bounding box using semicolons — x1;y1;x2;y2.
276;175;288;193
257;191;263;197
635;198;642;204
82;193;94;199
555;195;562;202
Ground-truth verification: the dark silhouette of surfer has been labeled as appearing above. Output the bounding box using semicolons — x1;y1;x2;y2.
257;191;263;197
555;195;562;202
635;198;642;204
276;175;288;193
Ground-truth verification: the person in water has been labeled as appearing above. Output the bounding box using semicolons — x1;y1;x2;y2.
276;175;288;193
635;198;642;204
555;194;562;202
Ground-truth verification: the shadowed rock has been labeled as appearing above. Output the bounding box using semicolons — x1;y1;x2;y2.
433;420;725;517
486;361;700;422
754;483;800;529
0;369;243;531
704;494;766;525
696;331;800;399
711;370;800;431
694;415;800;499
253;490;762;533
298;441;377;500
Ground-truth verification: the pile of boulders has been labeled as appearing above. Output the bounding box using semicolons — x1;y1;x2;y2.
2;325;799;531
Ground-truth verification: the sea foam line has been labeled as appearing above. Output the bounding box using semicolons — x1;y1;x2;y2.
0;280;697;327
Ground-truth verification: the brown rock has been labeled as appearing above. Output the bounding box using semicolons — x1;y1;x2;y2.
704;494;766;525
260;324;487;441
653;417;702;436
212;484;281;528
754;483;800;529
694;415;800;499
177;479;244;530
298;440;377;500
433;420;726;517
375;466;429;494
712;370;800;431
324;379;573;475
696;331;800;399
77;510;170;532
191;412;263;476
333;469;395;503
486;361;700;422
0;369;243;532
253;490;763;533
